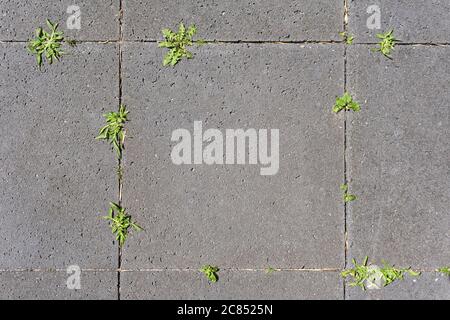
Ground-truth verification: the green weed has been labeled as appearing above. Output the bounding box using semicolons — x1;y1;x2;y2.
265;267;277;274
96;105;129;158
103;202;142;247
339;31;354;45
374;29;399;58
342;257;420;290
159;23;203;66
437;267;450;276
200;265;220;283
340;184;357;203
333;92;361;113
28;19;67;67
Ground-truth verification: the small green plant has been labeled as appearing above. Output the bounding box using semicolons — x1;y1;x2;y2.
374;29;399;58
339;31;354;45
340;184;357;203
265;267;277;274
103;202;142;247
437;267;450;276
333;92;360;113
342;257;420;290
96;105;129;158
200;265;220;282
379;262;420;286
28;19;68;67
159;23;203;66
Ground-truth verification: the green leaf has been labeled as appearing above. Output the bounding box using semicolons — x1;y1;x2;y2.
344;194;357;202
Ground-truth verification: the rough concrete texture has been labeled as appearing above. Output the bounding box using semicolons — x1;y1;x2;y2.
0;271;117;299
0;0;119;41
348;0;450;43
120;43;345;269
123;0;343;41
347;272;450;300
121;271;342;300
346;46;450;268
0;43;119;269
0;1;449;300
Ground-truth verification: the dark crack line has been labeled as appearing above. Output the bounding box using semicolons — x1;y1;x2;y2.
2;39;450;46
343;0;349;301
117;0;124;301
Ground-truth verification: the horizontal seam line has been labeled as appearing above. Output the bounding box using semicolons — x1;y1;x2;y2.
1;39;450;46
0;268;442;273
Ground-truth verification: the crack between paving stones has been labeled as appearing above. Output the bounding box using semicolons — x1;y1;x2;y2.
2;39;450;47
116;0;124;301
0;268;439;273
343;0;349;301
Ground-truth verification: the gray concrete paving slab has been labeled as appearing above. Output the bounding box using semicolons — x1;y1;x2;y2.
0;43;119;269
346;45;450;269
0;271;117;299
121;270;343;300
123;0;344;41
0;0;119;41
346;272;450;300
120;43;345;269
348;0;450;43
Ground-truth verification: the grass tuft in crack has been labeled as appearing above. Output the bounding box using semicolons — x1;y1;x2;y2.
340;183;357;203
103;202;142;247
200;265;220;283
342;256;420;290
97;105;141;246
437;267;450;276
28;19;75;68
373;29;399;59
339;31;354;45
333;92;360;113
159;23;204;66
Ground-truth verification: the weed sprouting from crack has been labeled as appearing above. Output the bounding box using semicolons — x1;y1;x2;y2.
265;267;277;275
200;265;220;283
96;104;129;159
373;29;399;59
103;202;142;247
159;23;204;66
28;19;75;68
333;92;361;113
97;105;141;246
437;267;450;276
340;183;357;203
339;31;354;45
342;257;420;290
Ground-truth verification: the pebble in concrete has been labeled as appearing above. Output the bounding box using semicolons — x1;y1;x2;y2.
121;270;343;300
0;43;119;269
0;0;119;41
348;0;450;43
123;0;343;41
120;43;345;269
346;45;450;268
